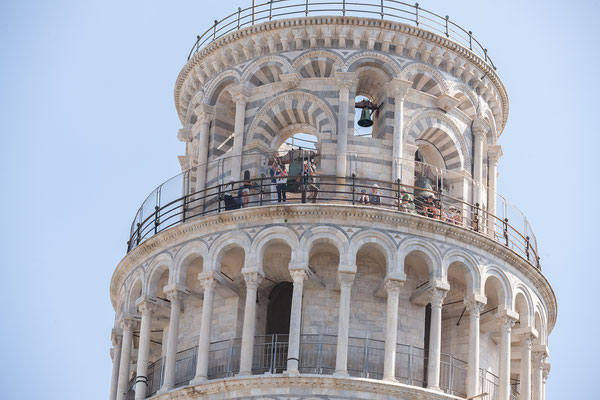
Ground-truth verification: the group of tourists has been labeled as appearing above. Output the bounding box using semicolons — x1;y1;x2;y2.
220;162;463;227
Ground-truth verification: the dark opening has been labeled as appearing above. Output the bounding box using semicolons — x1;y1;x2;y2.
415;149;424;163
423;303;432;387
266;282;293;335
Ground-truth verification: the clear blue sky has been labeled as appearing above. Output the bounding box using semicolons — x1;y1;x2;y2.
1;1;597;399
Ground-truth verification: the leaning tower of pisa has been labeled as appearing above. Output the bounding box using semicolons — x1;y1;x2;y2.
108;2;556;400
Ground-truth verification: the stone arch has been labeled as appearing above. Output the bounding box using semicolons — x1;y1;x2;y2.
146;253;173;298
405;109;470;170
292;50;343;78
513;283;534;328
534;303;547;345
203;71;241;106
207;231;252;271
240;55;293;87
481;265;513;309
298;226;350;267
125;266;145;314
348;230;398;276
441;249;481;295
250;226;300;267
399;238;442;279
344;52;401;78
452;85;478;121
400;62;449;94
172;241;209;286
246;91;336;150
483;108;498;145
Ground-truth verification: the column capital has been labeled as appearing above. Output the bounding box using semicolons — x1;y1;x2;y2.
522;334;535;349
499;314;517;332
428;287;447;306
384;278;404;295
280;72;300;89
198;274;218;292
532;351;547;367
228;85;251;105
337;271;355;288
472;118;489;137
334;71;356;90
290;269;308;284
488;145;503;163
111;328;123;346
177;128;193;142
390;78;412;99
242;271;263;290
165;288;186;308
136;298;158;316
464;294;487;316
193;103;215;123
119;317;137;332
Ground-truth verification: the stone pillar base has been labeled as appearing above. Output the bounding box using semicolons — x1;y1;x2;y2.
189;376;208;386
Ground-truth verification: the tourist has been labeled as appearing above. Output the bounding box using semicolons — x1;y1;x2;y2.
302;162;320;203
398;188;415;213
276;164;288;202
239;170;255;208
423;195;440;219
358;189;369;204
369;184;382;205
224;177;241;210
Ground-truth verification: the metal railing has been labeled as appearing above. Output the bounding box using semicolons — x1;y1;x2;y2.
186;0;496;70
127;334;503;398
126;169;540;269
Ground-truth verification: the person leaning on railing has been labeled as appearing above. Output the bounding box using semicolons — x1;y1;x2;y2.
423;195;441;219
224;177;242;210
300;162;320;203
396;188;416;213
369;184;383;205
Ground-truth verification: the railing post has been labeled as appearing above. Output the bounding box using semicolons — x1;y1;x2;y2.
445;15;449;37
415;3;419;26
484;48;488;63
438;189;443;221
136;222;141;245
342;0;346;16
182;195;187;223
397;179;402;211
380;0;384;19
217;183;222;213
305;0;309;16
260;176;264;206
408;345;413;385
301;175;307;203
269;0;273;20
352;173;356;205
468;30;473;50
237;7;241;29
525;236;530;261
317;334;323;374
154;205;159;235
270;334;276;373
213;19;218;40
474;203;480;232
227;337;234;377
362;336;370;378
449;356;455;394
503;218;509;246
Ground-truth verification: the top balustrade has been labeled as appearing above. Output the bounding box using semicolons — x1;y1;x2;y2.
125;154;539;269
186;0;497;70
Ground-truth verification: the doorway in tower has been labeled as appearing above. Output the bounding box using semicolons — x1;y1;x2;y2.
260;282;293;374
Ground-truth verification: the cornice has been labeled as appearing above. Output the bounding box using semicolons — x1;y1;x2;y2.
174;16;508;132
110;204;556;332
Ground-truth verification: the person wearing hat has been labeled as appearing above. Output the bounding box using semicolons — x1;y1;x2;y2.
397;188;415;213
423;194;440;219
369;183;383;205
358;188;369;204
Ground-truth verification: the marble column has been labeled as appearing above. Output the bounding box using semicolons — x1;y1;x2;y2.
390;79;411;182
193;106;214;199
472;119;486;208
286;269;307;374
383;279;403;381
190;276;218;384
519;335;534;400
487;145;502;233
135;301;157;400
334;271;355;376
542;368;549;400
334;72;355;183
532;351;545;400
109;331;123;400
159;290;185;393
499;316;515;400
228;85;250;182
116;318;136;400
427;288;447;390
238;271;263;376
464;297;486;398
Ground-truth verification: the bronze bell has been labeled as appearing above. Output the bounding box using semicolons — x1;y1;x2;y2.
357;107;373;128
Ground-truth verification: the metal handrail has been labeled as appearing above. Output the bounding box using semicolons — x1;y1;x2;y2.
127;334;509;398
186;0;496;70
125;172;540;270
